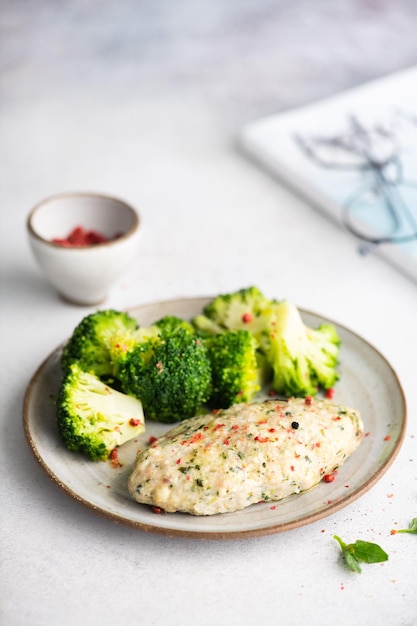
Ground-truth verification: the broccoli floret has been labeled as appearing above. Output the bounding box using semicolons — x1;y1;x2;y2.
61;309;139;378
193;286;270;337
109;318;193;373
119;327;212;423
262;300;340;397
56;363;146;461
194;286;340;399
154;315;195;335
108;324;161;378
191;315;225;338
205;329;263;408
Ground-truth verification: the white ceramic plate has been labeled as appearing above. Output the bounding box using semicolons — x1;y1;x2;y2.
23;297;407;539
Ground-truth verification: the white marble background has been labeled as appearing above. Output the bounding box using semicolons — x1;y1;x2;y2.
3;0;417;116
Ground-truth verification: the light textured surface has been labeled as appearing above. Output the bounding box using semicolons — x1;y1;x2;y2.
1;2;417;625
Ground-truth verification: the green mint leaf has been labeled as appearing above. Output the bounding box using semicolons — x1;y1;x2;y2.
333;535;347;550
344;552;362;573
333;535;362;573
350;540;389;564
333;535;388;573
397;518;417;534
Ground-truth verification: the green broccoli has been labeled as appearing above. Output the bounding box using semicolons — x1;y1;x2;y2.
119;327;212;423
154;314;195;334
61;309;139;378
262;300;341;397
107;316;194;376
193;286;270;338
56;363;146;461
108;324;161;379
57;292;341;440
205;329;264;408
191;315;224;338
194;287;340;398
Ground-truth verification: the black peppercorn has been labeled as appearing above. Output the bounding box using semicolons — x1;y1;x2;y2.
291;421;299;429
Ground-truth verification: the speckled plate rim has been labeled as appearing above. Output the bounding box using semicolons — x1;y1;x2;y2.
23;297;407;540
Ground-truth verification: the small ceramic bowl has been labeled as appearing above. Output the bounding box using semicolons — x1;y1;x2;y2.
27;192;140;305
